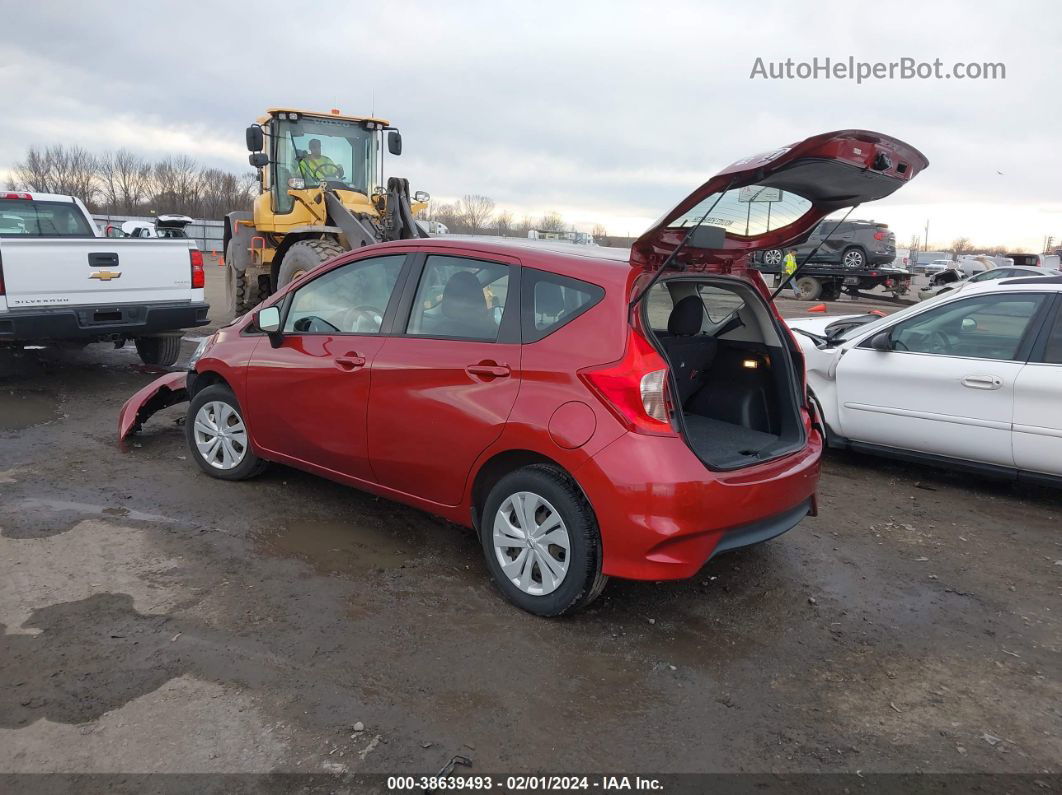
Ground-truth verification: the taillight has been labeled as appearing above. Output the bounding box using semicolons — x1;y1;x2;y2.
873;231;886;240
579;330;675;435
190;249;205;288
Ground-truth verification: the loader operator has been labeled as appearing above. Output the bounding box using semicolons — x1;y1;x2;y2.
298;139;343;182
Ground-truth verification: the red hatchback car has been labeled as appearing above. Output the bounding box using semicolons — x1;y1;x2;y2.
120;130;926;615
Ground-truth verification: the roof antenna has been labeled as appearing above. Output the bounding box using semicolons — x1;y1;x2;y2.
371;89;375;118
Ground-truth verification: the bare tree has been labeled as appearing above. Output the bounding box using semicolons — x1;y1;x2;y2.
538;211;565;233
99;150;152;214
12;145;100;207
460;194;495;235
515;215;534;237
950;236;974;256
494;210;514;237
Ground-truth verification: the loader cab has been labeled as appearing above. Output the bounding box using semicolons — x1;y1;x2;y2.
246;108;392;230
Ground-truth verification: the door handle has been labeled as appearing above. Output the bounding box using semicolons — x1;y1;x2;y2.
335;355;366;371
466;362;511;379
961;374;1002;390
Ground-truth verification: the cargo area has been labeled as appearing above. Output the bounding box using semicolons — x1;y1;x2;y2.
645;277;805;469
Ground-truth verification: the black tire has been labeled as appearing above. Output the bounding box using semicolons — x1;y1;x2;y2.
480;465;606;617
820;281;841;301
226;242;268;317
277;239;346;290
794;276;823;301
134;334;182;367
841;247;866;269
185;384;268;481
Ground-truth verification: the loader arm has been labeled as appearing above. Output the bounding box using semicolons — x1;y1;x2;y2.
323;191;382;248
384;177;430;241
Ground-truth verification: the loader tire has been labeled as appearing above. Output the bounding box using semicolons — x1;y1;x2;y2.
225;242;268;318
277;239;347;290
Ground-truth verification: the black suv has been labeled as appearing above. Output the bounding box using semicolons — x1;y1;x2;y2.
759;219;896;270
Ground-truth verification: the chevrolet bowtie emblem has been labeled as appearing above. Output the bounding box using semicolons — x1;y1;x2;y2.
89;270;122;281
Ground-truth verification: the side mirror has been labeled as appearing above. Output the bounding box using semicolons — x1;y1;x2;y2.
869;331;893;351
256;307;282;347
249;152;269;169
413;190;430;203
246;125;264;152
961;317;977;331
387;130;403;156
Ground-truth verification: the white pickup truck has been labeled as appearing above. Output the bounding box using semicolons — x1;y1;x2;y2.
0;191;209;366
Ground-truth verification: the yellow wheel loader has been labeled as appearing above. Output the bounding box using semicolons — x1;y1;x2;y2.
223;107;429;315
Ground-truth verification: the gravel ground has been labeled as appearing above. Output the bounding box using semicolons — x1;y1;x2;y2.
0;263;1058;785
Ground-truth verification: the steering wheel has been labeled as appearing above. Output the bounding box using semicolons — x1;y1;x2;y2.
313;162;343;179
925;330;952;354
340;305;385;333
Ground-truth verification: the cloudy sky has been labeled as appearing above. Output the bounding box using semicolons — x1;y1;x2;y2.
1;0;1058;250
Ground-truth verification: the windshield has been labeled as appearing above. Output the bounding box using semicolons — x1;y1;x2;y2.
273;117;378;212
668;184;813;237
0;200;94;237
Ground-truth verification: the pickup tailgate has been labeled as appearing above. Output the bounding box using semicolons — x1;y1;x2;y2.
1;238;199;308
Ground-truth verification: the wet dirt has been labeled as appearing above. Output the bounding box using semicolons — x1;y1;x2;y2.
0;387;61;431
0;321;1059;776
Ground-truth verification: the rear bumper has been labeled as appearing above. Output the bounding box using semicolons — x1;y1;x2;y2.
0;301;210;342
574;430;821;581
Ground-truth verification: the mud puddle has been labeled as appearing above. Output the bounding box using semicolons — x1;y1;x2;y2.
255;514;414;576
0;389;61;431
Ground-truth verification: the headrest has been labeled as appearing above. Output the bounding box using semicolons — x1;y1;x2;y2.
667;295;704;336
441;271;486;319
536;282;565;316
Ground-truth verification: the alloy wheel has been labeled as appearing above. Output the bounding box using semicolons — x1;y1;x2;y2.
493;491;571;596
193;401;248;470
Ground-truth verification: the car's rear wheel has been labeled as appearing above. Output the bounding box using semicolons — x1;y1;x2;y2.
794;276;823;301
186;384;268;480
480;465;606;616
762;248;784;267
841;247;866;269
134;334;182;367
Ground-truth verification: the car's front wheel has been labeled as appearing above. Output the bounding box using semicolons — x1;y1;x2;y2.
186;384;268;480
480;465;607;616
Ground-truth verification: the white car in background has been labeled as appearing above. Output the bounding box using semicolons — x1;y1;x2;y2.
788;274;1062;485
918;265;1062;301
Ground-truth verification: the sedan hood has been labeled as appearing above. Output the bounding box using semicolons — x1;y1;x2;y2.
631;130;928;272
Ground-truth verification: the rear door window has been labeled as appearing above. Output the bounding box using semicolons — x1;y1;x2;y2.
0;200;94;237
406;255;511;341
521;269;604;343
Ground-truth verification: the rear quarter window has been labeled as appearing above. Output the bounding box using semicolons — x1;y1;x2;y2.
521;269;604;343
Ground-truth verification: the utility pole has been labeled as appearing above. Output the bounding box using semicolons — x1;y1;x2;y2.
924;219;930;252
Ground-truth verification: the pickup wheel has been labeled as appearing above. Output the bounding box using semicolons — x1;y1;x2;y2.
794;276;823;301
277;239;346;290
134;334;182;367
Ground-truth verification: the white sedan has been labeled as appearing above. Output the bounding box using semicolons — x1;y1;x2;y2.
787;275;1062;484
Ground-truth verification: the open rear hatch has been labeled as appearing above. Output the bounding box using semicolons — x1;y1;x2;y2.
630;130;927;469
631;129;928;276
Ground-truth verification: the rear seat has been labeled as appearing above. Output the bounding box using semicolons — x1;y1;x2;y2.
661;295;717;405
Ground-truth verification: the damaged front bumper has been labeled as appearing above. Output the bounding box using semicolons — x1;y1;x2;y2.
117;371;189;440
